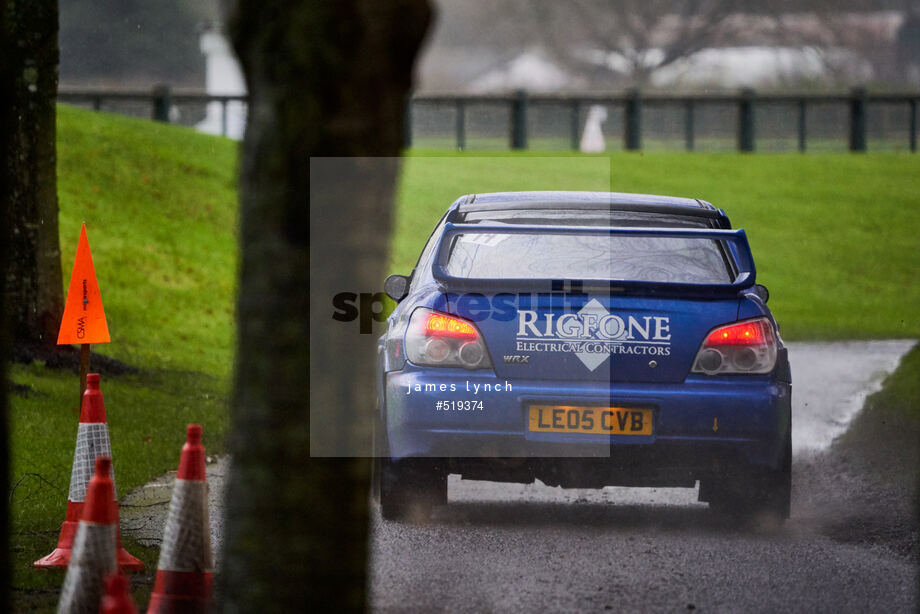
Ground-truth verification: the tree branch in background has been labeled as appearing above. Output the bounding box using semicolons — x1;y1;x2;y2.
528;0;739;88
774;8;893;86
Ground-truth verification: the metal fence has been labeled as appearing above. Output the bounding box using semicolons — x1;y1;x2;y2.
58;88;248;139
59;87;919;152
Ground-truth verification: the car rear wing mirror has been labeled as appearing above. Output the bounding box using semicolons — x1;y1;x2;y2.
384;273;410;302
432;222;757;296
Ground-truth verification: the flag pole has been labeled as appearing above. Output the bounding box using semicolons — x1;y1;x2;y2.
79;343;90;408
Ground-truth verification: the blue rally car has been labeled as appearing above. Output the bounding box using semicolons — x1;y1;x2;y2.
375;191;791;522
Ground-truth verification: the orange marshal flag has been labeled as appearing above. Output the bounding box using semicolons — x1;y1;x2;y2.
57;224;110;345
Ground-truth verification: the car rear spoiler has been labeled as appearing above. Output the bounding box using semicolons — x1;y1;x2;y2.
432;223;756;296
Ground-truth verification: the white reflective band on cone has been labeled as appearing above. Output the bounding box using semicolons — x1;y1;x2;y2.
157;479;213;572
68;423;115;502
57;522;117;614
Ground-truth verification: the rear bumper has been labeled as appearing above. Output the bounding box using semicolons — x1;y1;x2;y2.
383;366;791;477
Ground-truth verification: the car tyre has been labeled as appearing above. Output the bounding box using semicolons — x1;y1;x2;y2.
706;430;791;524
379;457;447;522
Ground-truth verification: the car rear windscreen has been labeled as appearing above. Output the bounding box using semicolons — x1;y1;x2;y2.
444;232;732;284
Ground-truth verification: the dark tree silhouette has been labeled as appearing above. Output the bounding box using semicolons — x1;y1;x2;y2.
529;0;739;88
2;0;64;357
2;0;63;610
218;1;430;610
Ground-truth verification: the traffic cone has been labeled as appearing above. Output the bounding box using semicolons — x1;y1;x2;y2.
147;425;213;614
57;456;118;614
35;373;144;571
100;573;138;614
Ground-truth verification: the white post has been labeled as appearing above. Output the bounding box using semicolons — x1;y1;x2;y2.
197;27;248;139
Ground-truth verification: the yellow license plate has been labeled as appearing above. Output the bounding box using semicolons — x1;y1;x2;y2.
528;405;653;435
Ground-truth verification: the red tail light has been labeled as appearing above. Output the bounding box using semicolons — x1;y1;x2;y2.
425;313;478;339
693;317;777;375
406;308;492;369
705;320;767;346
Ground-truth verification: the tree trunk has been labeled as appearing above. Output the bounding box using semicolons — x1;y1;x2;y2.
218;1;430;611
1;1;61;609
1;0;63;355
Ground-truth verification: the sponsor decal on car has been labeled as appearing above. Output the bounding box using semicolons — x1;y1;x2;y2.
515;298;672;371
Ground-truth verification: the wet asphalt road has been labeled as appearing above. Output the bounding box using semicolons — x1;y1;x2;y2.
368;341;918;612
368;475;916;613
